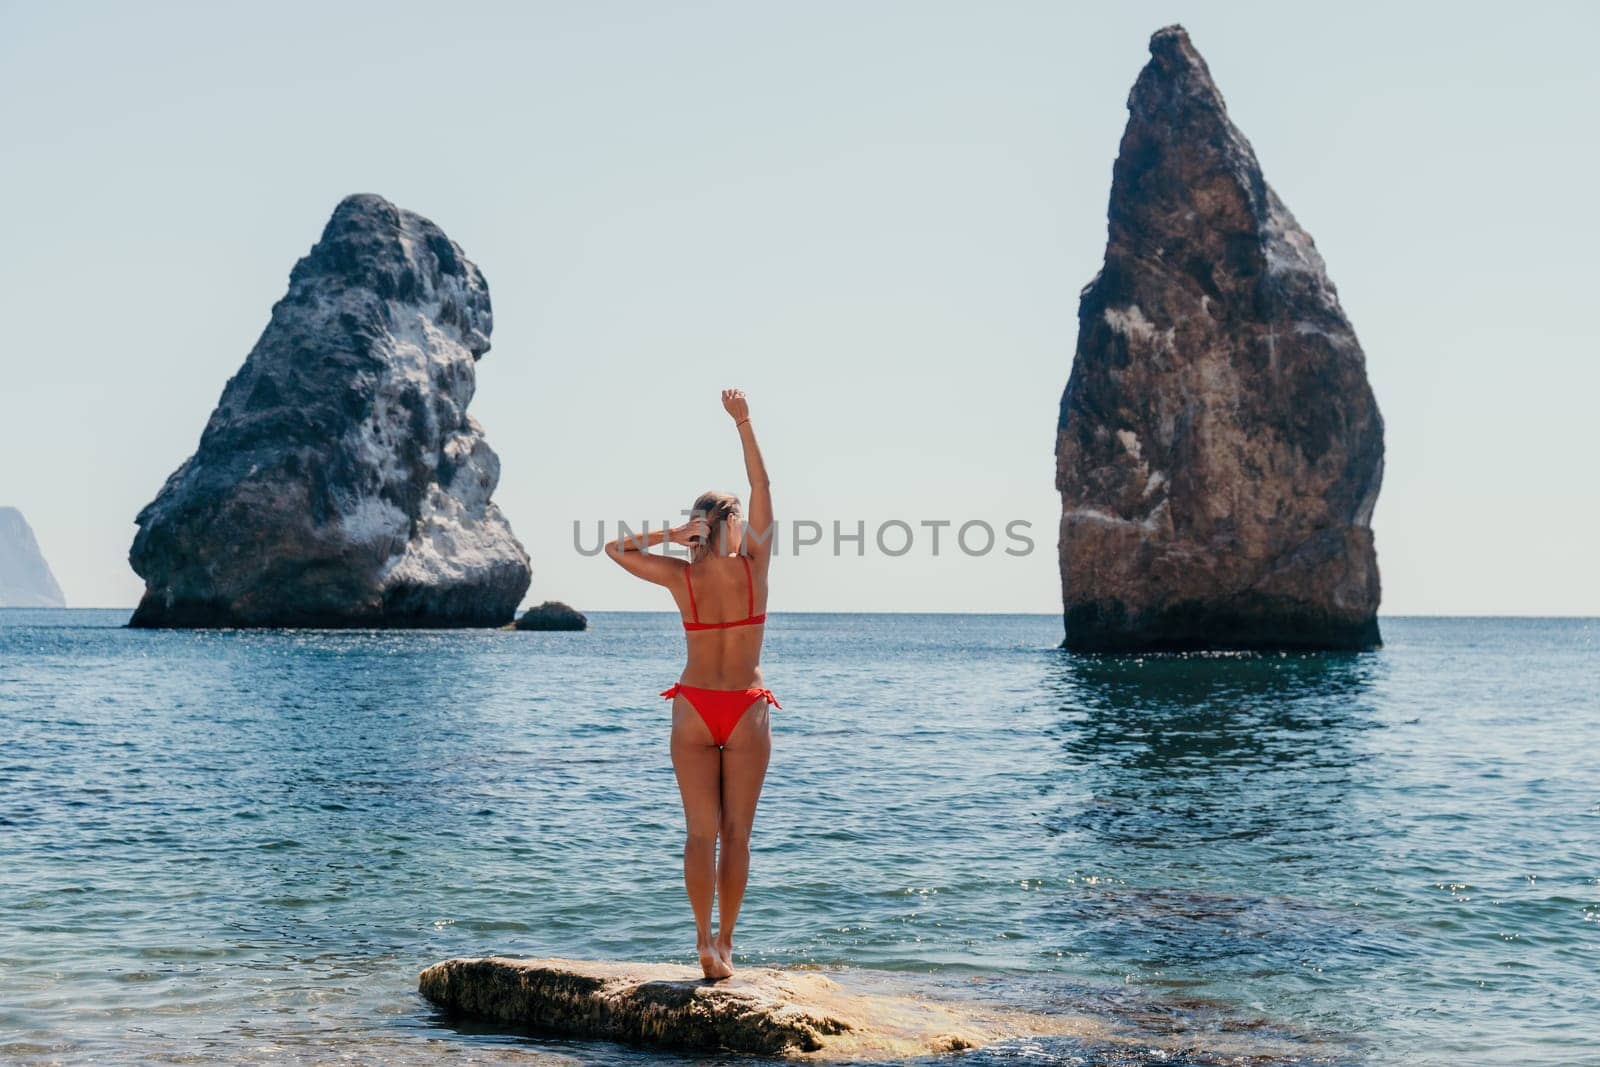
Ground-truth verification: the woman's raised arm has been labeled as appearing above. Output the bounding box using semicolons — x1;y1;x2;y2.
721;388;772;562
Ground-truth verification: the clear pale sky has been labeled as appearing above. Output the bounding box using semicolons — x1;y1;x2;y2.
3;1;1596;614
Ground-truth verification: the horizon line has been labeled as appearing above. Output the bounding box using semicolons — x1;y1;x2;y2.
6;608;1597;621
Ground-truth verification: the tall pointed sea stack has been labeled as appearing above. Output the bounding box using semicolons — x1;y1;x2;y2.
1057;26;1383;651
129;194;531;627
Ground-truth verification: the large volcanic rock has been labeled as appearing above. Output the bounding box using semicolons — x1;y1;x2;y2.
129;194;530;628
0;508;66;607
1056;26;1384;652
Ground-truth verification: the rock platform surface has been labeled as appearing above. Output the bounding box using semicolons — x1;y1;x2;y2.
418;956;1083;1059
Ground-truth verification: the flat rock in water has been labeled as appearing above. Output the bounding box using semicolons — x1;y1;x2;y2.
418;957;1085;1059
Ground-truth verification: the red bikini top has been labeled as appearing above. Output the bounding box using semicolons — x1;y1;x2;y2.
683;554;766;632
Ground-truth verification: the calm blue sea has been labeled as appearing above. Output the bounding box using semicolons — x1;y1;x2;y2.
1;611;1596;1065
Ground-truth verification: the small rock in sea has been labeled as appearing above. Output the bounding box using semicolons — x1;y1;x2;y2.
1056;26;1384;652
417;956;1079;1059
514;601;587;631
127;194;531;628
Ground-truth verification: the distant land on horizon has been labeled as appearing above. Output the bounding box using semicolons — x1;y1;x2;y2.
0;507;66;608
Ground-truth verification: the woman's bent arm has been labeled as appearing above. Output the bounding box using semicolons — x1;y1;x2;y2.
605;520;704;586
721;389;773;562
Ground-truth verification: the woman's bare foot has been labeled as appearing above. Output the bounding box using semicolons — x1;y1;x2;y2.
713;932;735;974
697;939;733;980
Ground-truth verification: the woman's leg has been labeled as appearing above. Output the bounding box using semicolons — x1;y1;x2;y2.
669;697;731;979
714;700;772;969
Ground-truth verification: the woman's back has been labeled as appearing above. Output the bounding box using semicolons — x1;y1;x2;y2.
676;554;768;690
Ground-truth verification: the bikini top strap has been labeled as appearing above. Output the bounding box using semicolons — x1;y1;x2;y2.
741;554;753;618
684;562;699;623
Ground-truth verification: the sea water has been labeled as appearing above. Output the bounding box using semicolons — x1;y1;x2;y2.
1;611;1596;1065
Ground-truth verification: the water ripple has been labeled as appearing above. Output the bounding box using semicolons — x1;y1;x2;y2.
1;611;1597;1064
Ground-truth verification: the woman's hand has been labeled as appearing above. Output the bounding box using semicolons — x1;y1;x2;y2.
668;517;711;546
721;388;750;424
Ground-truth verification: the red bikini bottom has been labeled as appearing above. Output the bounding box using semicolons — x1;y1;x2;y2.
660;683;781;746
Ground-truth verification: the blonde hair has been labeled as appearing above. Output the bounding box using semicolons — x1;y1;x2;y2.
688;490;742;563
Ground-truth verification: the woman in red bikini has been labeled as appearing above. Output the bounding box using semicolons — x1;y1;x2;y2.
604;388;775;980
